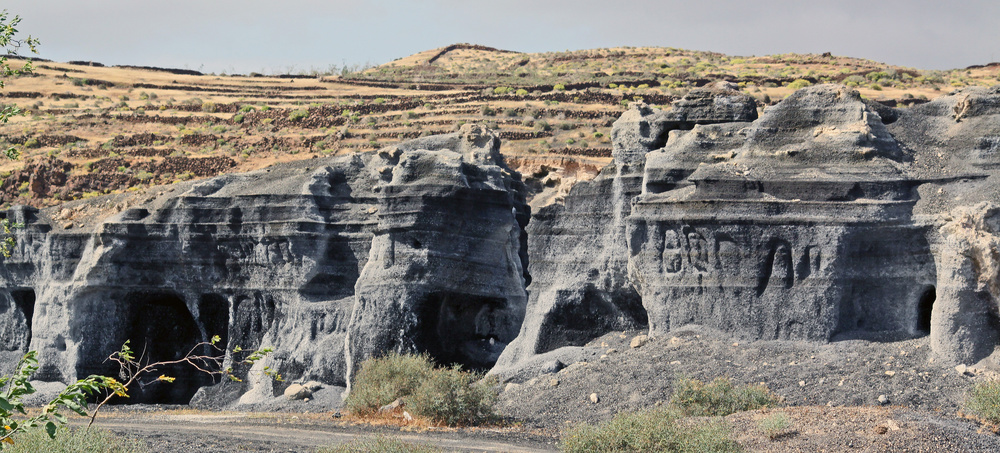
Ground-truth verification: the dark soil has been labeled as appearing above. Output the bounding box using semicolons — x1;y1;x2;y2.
497;325;1000;451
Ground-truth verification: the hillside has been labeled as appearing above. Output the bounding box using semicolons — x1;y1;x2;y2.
0;44;997;208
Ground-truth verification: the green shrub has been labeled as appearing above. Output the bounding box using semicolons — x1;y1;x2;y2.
560;407;742;453
345;353;499;426
408;365;499;426
758;411;791;439
670;377;781;416
318;434;440;453
966;380;1000;423
22;138;39;149
6;427;147;452
135;171;154;182
344;353;435;416
200;102;217;113
233;114;244;123
787;79;812;90
515;88;528;96
289;109;309;122
554;83;566;91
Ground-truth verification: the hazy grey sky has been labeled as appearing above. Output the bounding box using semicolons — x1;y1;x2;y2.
5;1;998;73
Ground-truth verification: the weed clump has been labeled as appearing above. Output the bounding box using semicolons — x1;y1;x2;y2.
318;434;440;453
966;379;1000;424
6;427;147;453
670;377;781;416
344;353;499;426
757;411;792;439
560;406;742;453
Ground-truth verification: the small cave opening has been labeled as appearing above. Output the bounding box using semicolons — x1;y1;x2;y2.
0;288;35;354
10;289;35;348
917;285;936;334
536;285;649;354
116;291;213;404
414;292;511;372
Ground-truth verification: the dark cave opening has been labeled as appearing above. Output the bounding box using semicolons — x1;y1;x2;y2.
415;292;510;372
118;291;213;404
198;294;229;384
10;289;35;348
536;285;649;354
917;285;936;334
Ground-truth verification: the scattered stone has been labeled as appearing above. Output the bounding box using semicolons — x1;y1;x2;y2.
378;398;404;413
875;425;889;435
541;360;565;374
402;411;413;422
62;222;73;229
955;364;968;375
504;383;521;392
885;371;896;376
304;381;324;392
589;393;599;404
877;395;889;405
283;384;311;400
630;335;649;349
798;380;806;387
549;378;560;387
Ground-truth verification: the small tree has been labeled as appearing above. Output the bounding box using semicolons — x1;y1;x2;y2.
0;337;276;448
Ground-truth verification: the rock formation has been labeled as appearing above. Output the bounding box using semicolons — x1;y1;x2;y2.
4;83;1000;404
0;125;528;405
497;84;1000;377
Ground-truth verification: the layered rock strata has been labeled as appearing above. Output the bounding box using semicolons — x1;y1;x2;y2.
0;125;528;404
497;84;1000;376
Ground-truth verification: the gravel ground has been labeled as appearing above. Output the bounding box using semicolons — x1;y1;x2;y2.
496;325;1000;450
51;325;1000;451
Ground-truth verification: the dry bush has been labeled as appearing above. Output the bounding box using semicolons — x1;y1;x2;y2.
670;377;782;417
560;407;742;453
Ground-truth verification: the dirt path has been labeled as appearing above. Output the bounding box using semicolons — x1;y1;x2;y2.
74;413;559;453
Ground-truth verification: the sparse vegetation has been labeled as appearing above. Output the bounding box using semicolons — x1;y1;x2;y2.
5;427;147;453
965;379;1000;424
670;377;782;416
758;411;792;439
560;406;742;453
344;353;499;426
318;434;440;453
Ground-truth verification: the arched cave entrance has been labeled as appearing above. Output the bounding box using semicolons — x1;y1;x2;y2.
0;288;35;353
414;291;512;372
917;285;936;334
536;285;649;354
118;291;213;404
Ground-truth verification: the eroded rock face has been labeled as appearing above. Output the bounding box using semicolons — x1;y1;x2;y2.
497;84;1000;376
494;85;760;373
6;83;1000;400
0;125;528;404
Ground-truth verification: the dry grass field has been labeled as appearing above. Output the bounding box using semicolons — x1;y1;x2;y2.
1;43;998;208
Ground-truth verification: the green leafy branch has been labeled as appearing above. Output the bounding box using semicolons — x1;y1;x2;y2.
0;10;39;160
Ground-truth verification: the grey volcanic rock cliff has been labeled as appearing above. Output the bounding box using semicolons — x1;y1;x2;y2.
496;84;1000;378
5;84;1000;404
494;83;759;373
0;125;528;404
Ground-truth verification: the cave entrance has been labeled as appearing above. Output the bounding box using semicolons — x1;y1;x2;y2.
536;285;648;354
415;292;510;372
120;291;212;404
0;288;35;353
198;294;229;385
917;285;936;334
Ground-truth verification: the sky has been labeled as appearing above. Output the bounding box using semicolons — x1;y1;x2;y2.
4;1;998;74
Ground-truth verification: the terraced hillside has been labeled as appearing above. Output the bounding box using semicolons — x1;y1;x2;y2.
1;44;998;208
